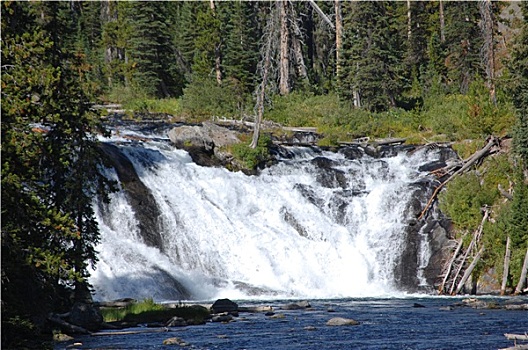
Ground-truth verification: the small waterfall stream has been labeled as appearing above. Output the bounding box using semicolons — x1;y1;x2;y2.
90;126;454;301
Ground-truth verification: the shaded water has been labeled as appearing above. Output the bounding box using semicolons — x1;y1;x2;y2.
56;297;527;350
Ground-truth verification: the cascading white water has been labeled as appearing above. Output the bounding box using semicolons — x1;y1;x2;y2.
90;130;442;302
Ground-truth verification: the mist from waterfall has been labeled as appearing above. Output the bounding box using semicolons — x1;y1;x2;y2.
90;131;443;302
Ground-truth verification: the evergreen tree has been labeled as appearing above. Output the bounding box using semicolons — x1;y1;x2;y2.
125;1;182;97
443;1;483;94
1;2;115;347
339;1;406;111
508;2;528;167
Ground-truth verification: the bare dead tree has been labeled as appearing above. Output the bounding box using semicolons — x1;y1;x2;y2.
250;4;279;149
335;0;343;78
210;0;222;85
501;236;511;295
479;0;496;104
279;0;290;95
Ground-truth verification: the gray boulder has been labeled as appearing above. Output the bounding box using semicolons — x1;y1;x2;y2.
211;298;238;314
326;317;360;326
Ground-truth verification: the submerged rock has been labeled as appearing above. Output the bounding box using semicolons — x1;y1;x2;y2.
326;317;360;326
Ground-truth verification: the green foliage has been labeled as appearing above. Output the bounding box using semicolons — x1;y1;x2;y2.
507;2;528;167
180;77;250;118
2;2;116;346
439;154;513;232
100;299;210;324
230;134;273;170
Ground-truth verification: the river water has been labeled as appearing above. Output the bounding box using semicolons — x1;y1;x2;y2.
56;297;527;350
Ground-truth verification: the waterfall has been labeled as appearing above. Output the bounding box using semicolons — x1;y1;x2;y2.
90;128;452;301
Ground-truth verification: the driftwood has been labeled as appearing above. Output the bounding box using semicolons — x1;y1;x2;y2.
514;248;528;295
505;334;528;341
418;136;498;220
499;345;528;350
92;327;172;337
501;236;512;295
48;314;92;335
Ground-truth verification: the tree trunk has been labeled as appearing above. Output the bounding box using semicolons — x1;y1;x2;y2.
455;246;484;295
250;14;273;149
439;233;467;294
210;0;222;85
479;0;496;104
279;0;290;95
407;0;412;42
439;0;445;43
335;0;342;78
419;136;498;220
501;236;511;295
514;248;528;295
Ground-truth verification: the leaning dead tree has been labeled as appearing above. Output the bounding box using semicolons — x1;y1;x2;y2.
418;136;500;220
438;206;489;295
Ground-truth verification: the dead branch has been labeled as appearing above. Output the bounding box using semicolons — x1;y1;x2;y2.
418;136;498;220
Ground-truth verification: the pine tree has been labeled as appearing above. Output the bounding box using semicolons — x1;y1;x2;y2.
339;1;406;111
125;1;182;97
1;2;115;346
443;1;483;94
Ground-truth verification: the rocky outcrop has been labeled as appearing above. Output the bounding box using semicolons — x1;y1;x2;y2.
99;143;164;250
168;122;241;167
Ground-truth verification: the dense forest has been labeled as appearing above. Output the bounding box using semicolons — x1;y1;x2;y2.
1;1;528;348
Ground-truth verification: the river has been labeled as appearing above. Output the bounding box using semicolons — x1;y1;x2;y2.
56;297;527;350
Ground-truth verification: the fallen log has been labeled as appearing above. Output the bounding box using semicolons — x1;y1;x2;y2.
91;327;172;337
48;314;92;335
418;136;498;220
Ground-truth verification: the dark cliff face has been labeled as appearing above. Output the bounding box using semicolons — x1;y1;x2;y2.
99;143;164;251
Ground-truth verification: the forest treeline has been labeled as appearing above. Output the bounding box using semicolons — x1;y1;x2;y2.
1;1;527;349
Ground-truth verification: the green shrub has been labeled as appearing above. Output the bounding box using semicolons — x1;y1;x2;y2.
230;133;272;170
180;77;251;119
100;298;210;324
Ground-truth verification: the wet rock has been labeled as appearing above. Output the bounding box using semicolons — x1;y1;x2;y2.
338;146;364;160
166;316;187;327
282;301;311;310
326;317;360;326
418;160;447;173
163;337;190;346
211;298;238;314
413;303;426;308
211;313;233;323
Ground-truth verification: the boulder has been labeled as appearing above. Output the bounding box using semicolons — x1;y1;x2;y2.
167;122;241;167
211;298;238;314
281;301;311;310
326;317;360;326
211;313;233;323
166;316;187;327
68;302;103;332
163;337;190;346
